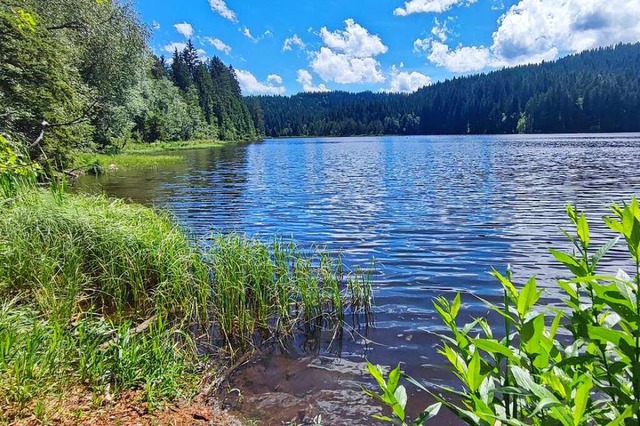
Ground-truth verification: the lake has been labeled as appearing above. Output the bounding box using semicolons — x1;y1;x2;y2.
77;134;640;424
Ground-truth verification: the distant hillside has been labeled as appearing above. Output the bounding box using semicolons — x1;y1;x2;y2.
249;43;640;137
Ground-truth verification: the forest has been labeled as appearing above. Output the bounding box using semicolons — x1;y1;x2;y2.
0;0;257;170
253;43;640;137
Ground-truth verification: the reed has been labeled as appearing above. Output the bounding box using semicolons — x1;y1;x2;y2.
0;183;373;416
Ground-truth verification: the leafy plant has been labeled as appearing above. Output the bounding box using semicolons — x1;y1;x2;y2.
366;198;640;425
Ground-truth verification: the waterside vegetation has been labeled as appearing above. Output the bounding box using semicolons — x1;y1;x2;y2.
367;200;640;425
0;137;373;423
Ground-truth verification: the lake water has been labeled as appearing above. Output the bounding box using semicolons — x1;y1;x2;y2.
77;134;640;424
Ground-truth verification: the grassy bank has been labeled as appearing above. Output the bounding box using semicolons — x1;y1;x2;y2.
72;139;231;175
0;181;371;423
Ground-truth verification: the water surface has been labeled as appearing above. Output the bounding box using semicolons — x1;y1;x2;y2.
77;134;640;424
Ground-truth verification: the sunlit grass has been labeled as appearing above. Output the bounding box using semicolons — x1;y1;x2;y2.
0;185;373;418
123;139;225;154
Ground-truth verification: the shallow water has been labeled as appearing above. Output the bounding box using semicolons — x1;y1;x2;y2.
77;134;640;424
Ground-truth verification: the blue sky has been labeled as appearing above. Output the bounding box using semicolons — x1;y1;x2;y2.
134;0;640;95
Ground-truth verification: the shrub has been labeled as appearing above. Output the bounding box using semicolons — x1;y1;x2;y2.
367;199;640;425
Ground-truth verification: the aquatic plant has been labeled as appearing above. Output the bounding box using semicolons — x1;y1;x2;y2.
366;199;640;425
207;235;373;351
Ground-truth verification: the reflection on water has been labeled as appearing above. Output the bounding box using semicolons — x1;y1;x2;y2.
76;134;640;424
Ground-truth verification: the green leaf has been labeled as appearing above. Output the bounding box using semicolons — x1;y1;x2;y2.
467;350;483;392
587;325;634;348
372;414;402;424
394;385;407;411
491;269;518;298
387;364;401;394
368;362;386;389
550;249;586;276
414;403;442;425
573;377;592;426
576;213;590;249
517;276;541;317
451;293;461;319
472;338;519;363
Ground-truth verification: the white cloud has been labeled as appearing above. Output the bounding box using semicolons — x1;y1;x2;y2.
311;47;386;84
421;0;640;73
205;37;232;55
309;19;388;85
163;42;187;54
174;22;194;39
208;0;238;23
491;0;640;65
394;0;477;16
267;74;283;84
283;34;306;52
431;17;452;42
242;27;257;42
319;18;388;57
382;66;432;93
413;37;431;53
296;69;330;92
427;41;492;72
152;21;160;30
235;69;286;95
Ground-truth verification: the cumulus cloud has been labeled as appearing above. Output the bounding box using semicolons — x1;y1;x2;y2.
296;69;330;92
267;74;283;84
283;34;306;52
309;19;388;85
311;47;386;84
174;22;194;39
382;65;432;93
319;18;388;57
420;0;640;73
205;37;232;55
208;0;238;23
427;41;492;72
394;0;477;16
235;70;286;95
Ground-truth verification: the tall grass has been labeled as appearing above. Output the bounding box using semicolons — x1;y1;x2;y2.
207;235;373;350
0;183;373;416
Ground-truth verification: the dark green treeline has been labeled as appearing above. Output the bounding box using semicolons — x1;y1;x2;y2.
250;43;640;137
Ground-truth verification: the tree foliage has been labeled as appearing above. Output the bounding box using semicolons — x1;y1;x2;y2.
252;43;640;137
0;0;256;170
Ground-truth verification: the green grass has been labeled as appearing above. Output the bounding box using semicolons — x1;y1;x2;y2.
73;140;231;175
74;152;186;175
0;185;373;418
123;139;226;154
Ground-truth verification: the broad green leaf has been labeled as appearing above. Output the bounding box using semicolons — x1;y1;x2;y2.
394;385;407;411
517;276;541;317
368;362;386;388
550;249;586;276
491;269;518;298
451;293;461;319
510;366;556;400
466;350;483;392
573;377;592;426
414;403;442;425
577;213;590;249
387;364;401;394
472;338;519;363
587;326;634;350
